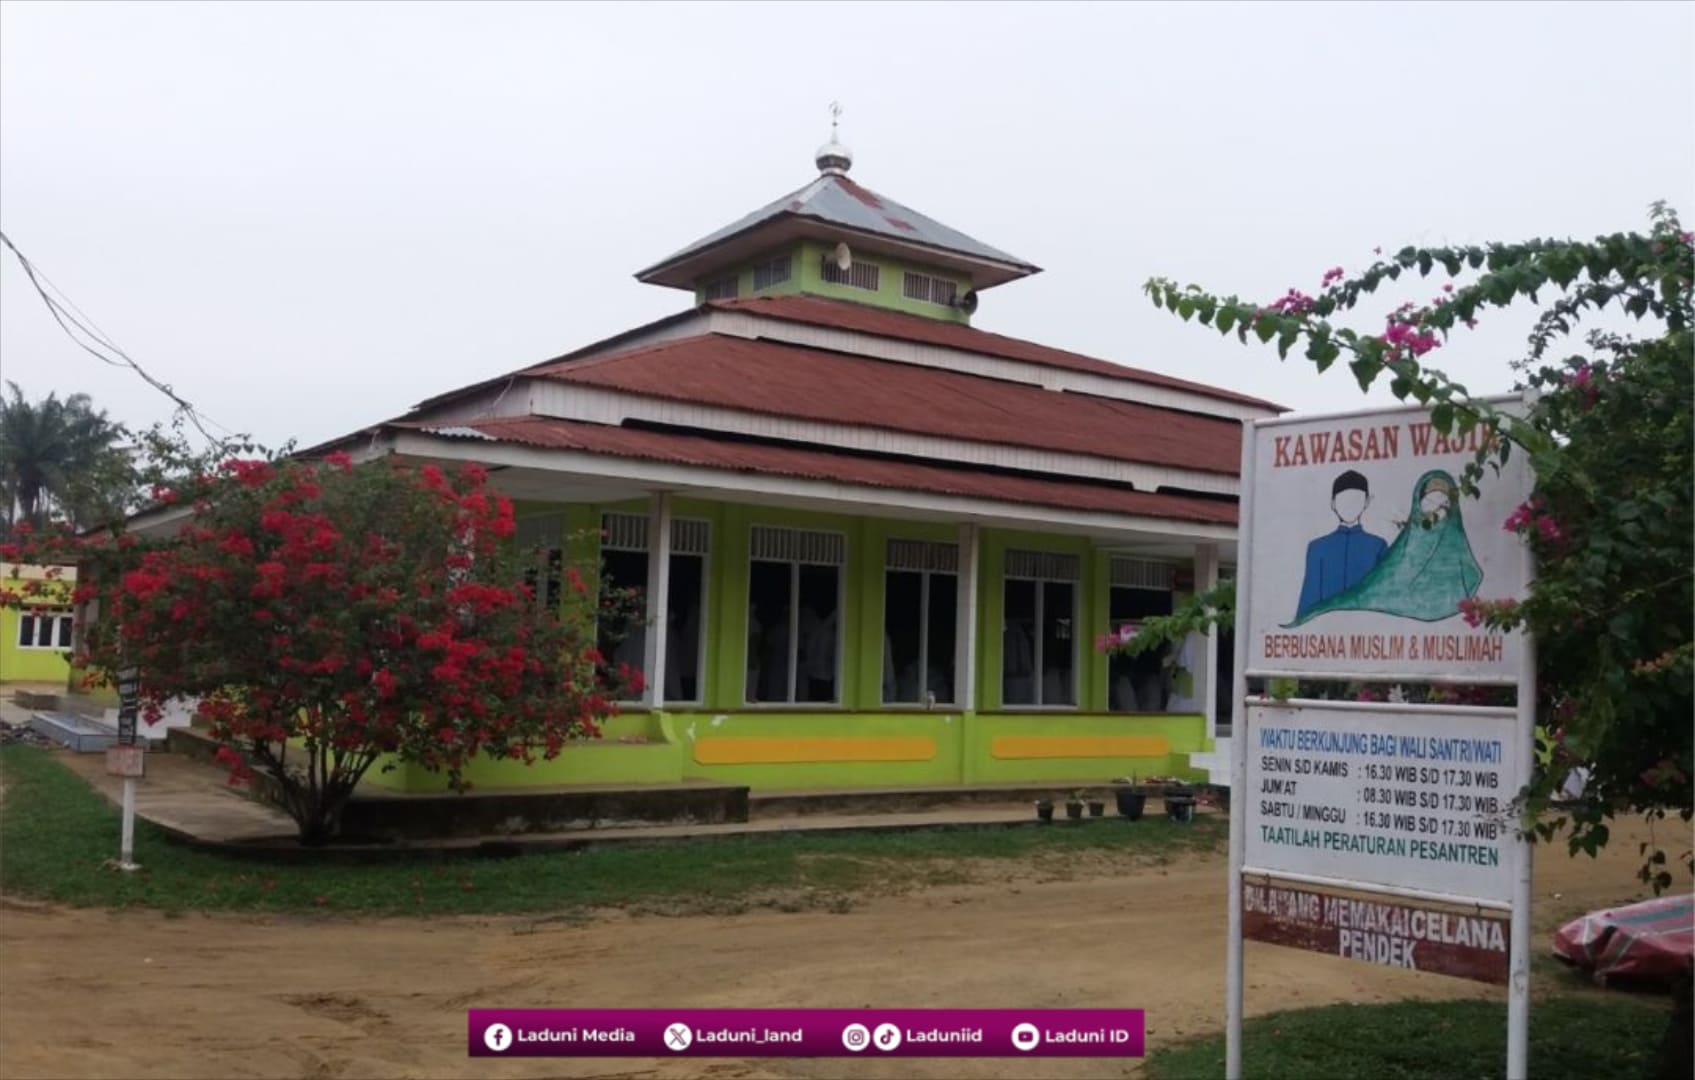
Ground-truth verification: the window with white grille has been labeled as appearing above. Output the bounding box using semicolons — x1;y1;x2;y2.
752;255;792;291
1108;559;1178;713
1003;549;1078;707
902;271;958;307
820;254;880;292
747;526;845;704
597;513;712;703
516;512;565;612
701;275;739;301
884;540;958;705
16;609;73;650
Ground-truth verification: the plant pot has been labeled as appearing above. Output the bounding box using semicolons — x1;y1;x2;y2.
1065;800;1085;820
1115;790;1147;820
1035;800;1054;824
1166;796;1197;823
1087;800;1105;818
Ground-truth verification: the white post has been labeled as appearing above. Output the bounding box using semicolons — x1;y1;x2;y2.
642;493;673;710
1194;542;1220;741
119;776;138;870
1505;630;1536;1079
956;523;980;712
1225;420;1259;1080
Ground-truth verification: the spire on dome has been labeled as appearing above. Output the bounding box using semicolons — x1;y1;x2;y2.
815;100;853;176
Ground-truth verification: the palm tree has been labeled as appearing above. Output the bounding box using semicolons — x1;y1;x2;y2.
0;381;129;532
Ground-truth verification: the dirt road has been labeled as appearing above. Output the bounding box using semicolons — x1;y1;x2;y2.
0;819;1670;1080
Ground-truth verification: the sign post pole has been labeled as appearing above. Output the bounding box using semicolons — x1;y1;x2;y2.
109;666;143;872
1224;417;1259;1080
1504;634;1535;1078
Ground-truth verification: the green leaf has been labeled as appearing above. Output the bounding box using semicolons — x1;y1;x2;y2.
1431;403;1454;432
1277;325;1300;360
1177;298;1195;321
1349;357;1382;392
1254;316;1277;344
1216;306;1237;334
1418;252;1434;277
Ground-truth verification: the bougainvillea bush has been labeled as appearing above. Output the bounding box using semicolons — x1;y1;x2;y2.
3;454;640;844
1117;204;1692;887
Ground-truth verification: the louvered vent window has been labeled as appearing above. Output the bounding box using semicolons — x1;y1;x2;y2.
820;254;880;291
884;540;958;705
902;271;959;307
1110;558;1175;590
596;513;712;704
701;275;739;301
601;512;711;555
752;255;792;291
1003;549;1079;707
747;526;845;705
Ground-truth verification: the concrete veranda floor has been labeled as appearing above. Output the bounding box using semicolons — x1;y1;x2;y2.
5;690;1177;850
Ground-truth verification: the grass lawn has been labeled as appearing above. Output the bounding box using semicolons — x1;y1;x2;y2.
0;743;1223;916
1145;997;1673;1080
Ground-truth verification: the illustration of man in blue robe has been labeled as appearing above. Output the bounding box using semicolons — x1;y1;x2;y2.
1293;470;1388;622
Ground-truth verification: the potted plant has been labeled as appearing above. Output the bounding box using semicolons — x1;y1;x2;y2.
1165;792;1197;823
1034;798;1055;824
1065;791;1086;820
1114;774;1147;820
1087;797;1106;817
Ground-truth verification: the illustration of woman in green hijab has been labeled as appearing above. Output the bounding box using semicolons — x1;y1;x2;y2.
1285;469;1483;626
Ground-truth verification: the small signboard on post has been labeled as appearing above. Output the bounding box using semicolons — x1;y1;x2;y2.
1227;396;1536;1079
115;666;141;746
110;666;144;871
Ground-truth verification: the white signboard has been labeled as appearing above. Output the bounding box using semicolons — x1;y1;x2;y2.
1243;701;1521;906
1243;398;1529;683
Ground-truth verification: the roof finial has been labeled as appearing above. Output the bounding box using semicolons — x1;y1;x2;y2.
815;101;853;177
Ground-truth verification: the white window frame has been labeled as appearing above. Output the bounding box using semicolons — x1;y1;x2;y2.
882;539;959;706
600;512;712;706
1003;550;1080;709
16;608;73;650
1106;558;1179;713
745;525;847;707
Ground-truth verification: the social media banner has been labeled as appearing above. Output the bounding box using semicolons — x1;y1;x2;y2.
469;1009;1144;1057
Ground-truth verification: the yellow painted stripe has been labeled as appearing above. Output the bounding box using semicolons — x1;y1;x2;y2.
693;737;936;765
991;735;1170;760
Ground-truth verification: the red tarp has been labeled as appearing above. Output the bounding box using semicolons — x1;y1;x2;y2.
1553;893;1695;986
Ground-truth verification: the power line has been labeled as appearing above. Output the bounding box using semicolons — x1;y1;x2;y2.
0;230;238;448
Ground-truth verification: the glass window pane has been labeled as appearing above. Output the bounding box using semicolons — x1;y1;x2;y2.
747;561;793;703
1042;581;1075;706
56;616;74;648
796;565;839;703
665;554;704;702
18;614;36;648
598;549;648;691
1003;579;1037;705
883;570;923;702
1109;586;1174;712
926;573;957;704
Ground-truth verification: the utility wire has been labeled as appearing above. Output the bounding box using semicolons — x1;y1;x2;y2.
0;230;237;448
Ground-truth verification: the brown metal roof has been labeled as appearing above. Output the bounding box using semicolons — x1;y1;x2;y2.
712;294;1280;410
398;417;1237;526
530;333;1244;476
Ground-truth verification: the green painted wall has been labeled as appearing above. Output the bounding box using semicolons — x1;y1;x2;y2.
691;241;974;324
416;499;1215;795
367;708;1207;793
0;605;73;683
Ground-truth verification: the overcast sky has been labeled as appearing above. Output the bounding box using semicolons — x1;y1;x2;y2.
2;1;1690;451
